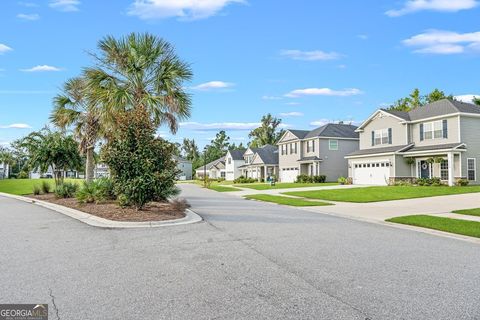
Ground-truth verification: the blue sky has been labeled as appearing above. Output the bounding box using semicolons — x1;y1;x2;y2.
1;0;480;148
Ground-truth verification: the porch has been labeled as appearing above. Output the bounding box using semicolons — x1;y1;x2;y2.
298;157;322;176
242;165;278;182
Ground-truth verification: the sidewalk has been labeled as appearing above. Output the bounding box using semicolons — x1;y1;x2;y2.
227;184;367;196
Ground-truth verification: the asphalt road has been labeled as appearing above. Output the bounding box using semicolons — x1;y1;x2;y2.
1;184;480;319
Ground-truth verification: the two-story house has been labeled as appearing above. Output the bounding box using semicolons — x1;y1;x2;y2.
277;123;359;182
345;99;480;186
238;145;279;181
225;149;246;181
195;156;226;179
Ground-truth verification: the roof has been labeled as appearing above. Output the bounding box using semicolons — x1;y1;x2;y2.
346;145;412;157
298;156;322;162
287;129;309;139
195;156;225;172
173;155;191;163
304;123;359;139
381;99;480;122
254;144;279;165
402;143;466;153
227;149;246;160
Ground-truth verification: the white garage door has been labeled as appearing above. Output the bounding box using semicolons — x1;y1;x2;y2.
353;162;390;185
281;167;299;182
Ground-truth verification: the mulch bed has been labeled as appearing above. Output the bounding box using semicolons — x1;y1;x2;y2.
29;194;187;222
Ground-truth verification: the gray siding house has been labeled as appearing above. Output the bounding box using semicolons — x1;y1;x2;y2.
277;123;359;182
346;99;480;186
239;145;279;181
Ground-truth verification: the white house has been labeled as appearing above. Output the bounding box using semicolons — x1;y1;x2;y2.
225;149;246;181
195;156;226;179
174;156;193;180
0;163;9;179
30;166;78;179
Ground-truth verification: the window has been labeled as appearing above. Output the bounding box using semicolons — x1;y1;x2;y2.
373;129;389;146
290;143;297;154
307;140;315;152
468;158;476;181
422;120;444;140
329;140;338;151
440;160;448;180
228;157;231;164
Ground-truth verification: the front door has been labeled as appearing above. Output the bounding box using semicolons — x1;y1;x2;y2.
419;160;430;178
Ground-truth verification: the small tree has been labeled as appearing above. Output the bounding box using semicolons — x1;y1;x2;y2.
102;107;180;210
248;113;285;148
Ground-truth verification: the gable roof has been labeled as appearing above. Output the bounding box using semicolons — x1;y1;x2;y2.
227;149;246;160
304;123;359;139
252;144;279;165
381;109;411;121
287;129;309;139
195;156;225;172
407;99;480;121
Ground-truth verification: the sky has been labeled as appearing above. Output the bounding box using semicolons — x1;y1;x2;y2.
1;0;480;149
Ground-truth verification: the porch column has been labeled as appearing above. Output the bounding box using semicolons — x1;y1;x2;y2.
448;152;454;186
264;166;267;181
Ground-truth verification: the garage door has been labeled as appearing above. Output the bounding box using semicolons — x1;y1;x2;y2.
281;167;299;182
353;162;390;185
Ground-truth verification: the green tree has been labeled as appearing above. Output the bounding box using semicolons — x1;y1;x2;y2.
473;97;480;106
102;107;180;210
204;130;230;162
85;32;193;135
16;128;82;186
388;88;454;111
425;89;453;104
0;147;16;177
182;138;199;161
248;113;285;148
50;77;102;182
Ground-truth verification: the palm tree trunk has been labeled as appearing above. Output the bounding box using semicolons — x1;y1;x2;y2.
85;147;95;182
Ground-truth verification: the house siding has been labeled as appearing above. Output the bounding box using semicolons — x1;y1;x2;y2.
319;138;358;181
278;141;301;168
410;115;460;147
460;116;480;184
360;114;407;149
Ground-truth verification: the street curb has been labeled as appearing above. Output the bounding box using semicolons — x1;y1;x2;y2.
0;192;203;229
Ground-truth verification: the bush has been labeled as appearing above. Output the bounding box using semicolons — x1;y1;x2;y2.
430;177;442;186
416;177;443;186
18;171;29;179
55;182;78;199
76;179;115;204
102;108;180;210
33;185;41;195
41;181;52;194
338;177;348;185
296;175;326;183
456;179;469;186
234;176;257;184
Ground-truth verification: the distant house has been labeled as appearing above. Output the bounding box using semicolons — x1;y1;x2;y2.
30;166;79;179
0;163;9;179
174;156;193;180
195;156;226;179
238;144;279;181
225;149;246;181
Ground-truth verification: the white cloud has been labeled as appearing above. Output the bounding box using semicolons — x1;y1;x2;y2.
279;112;303;117
262;95;282;100
0;123;32;129
285;102;300;106
49;0;81;12
128;0;244;20
180;121;290;131
0;44;13;54
455;94;480;103
17;13;40;20
386;0;478;17
20;65;62;72
403;29;480;54
285;88;363;98
280;49;341;61
191;81;234;91
357;34;368;40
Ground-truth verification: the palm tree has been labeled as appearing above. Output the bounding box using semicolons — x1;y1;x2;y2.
50;77;100;182
84;32;193;135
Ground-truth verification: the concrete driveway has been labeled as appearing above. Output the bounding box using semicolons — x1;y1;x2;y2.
1;185;480;319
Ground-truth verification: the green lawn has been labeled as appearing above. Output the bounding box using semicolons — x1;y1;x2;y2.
284;186;480;203
0;179;81;195
208;185;241;192
453;208;480;217
386;215;480;238
244;194;332;207
239;182;338;190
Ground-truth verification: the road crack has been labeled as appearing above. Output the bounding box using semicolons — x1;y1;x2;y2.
48;288;60;320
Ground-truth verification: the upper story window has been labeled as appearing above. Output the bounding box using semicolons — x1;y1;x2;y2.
228;157;231;164
329;139;338;151
245;155;252;164
280;144;288;155
420;120;447;141
306;140;315;153
372;128;391;146
290;143;297;154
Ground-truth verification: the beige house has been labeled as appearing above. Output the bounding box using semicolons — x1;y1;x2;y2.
239;145;279;181
277;123;359;182
345;99;480;186
195;156;226;179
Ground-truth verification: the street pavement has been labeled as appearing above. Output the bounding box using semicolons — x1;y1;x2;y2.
1;184;480;319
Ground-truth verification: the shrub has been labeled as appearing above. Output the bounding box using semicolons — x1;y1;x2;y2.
55;182;78;199
102;108;180;210
456;179;469;186
234;176;257;184
338;177;348;185
18;171;29;179
296;175;326;183
430;177;442;186
33;185;41;195
41;181;52;194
